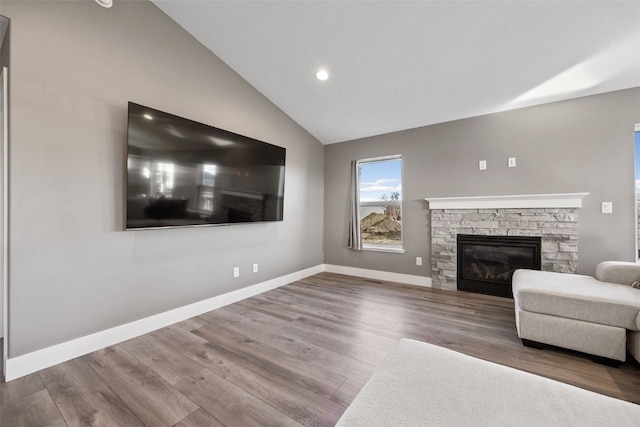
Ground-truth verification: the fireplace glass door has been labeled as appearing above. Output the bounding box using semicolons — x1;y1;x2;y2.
457;235;541;297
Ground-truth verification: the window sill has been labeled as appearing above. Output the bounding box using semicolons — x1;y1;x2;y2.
362;245;405;254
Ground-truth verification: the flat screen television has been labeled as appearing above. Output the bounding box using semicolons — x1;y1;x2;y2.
126;102;286;230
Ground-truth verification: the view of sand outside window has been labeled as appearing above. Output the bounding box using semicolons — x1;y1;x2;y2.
359;157;402;249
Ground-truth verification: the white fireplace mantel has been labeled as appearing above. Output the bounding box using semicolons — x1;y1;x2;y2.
424;193;589;210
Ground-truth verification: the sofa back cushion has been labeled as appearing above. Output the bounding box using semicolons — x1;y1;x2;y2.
595;261;640;286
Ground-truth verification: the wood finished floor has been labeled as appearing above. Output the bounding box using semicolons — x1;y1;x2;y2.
1;272;638;426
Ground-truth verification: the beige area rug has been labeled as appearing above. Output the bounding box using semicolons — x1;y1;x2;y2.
336;339;640;426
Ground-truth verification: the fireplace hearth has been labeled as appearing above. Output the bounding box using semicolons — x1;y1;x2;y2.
457;234;541;298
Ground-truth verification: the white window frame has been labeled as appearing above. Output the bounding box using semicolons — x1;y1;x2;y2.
635;124;640;261
357;155;405;253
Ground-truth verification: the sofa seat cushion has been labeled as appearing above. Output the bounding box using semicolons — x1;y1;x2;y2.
513;269;640;331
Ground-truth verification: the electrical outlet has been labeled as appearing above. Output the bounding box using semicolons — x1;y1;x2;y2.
416;257;422;266
253;263;258;273
479;160;487;170
233;267;239;278
601;202;613;214
508;157;516;168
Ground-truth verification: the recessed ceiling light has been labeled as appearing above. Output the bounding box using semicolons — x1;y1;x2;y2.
95;0;113;8
316;69;329;81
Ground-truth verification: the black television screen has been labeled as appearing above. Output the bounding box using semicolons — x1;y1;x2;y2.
126;102;285;230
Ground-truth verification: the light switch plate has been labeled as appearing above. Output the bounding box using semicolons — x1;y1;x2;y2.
508;157;516;168
479;160;487;170
601;202;613;214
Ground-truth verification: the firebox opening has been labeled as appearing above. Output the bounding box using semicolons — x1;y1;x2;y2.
457;234;541;298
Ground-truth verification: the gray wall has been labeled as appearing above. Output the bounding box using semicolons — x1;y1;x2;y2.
325;88;640;278
4;0;324;357
0;16;8;70
0;16;6;341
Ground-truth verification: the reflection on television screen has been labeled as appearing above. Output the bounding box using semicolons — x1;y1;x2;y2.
126;102;285;229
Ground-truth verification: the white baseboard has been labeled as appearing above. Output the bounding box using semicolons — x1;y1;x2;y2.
323;264;432;287
4;264;323;382
4;263;429;381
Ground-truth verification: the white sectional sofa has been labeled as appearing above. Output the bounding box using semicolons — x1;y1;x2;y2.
512;261;640;365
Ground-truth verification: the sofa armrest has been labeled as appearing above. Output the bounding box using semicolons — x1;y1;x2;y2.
595;261;640;286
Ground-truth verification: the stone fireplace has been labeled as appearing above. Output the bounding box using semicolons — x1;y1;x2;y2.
425;193;588;291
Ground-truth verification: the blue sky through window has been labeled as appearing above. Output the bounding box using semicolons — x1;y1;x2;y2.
636;132;640;194
359;158;402;202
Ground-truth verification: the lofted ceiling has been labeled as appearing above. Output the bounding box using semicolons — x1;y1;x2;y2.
152;1;640;145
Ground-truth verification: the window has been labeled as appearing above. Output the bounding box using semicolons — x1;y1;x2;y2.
635;124;640;261
151;162;174;198
358;156;403;252
198;164;217;212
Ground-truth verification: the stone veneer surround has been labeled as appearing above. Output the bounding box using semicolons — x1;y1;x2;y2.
426;194;588;291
